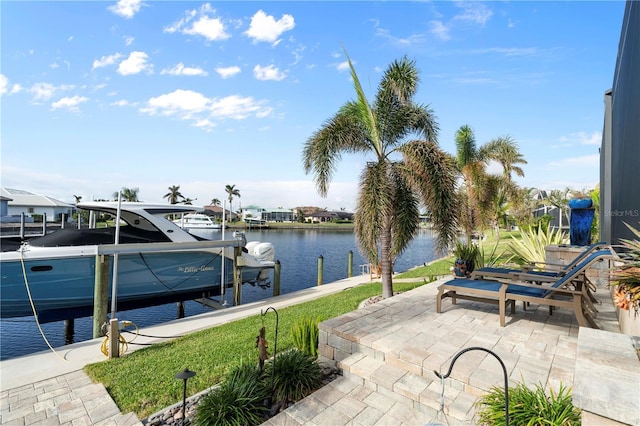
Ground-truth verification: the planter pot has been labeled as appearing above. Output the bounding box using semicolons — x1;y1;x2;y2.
454;259;475;277
569;198;593;209
570;207;595;246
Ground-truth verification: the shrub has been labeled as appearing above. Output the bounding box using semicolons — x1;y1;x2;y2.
194;363;269;426
264;349;322;404
474;381;581;425
291;316;321;357
506;223;568;266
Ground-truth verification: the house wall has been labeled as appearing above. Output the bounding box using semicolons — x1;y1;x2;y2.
601;0;640;245
7;206;72;222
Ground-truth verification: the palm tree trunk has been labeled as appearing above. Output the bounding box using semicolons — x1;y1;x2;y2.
380;216;394;299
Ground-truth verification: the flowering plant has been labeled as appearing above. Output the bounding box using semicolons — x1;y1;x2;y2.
610;223;640;315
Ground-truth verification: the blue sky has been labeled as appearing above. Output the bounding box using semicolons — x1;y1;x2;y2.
0;1;626;211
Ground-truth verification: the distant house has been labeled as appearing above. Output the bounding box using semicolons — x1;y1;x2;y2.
1;195;11;217
1;188;74;222
531;190;569;232
242;205;266;221
242;205;295;222
203;205;237;221
307;210;354;223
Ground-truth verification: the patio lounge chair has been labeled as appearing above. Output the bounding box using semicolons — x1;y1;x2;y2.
436;249;617;327
471;242;609;281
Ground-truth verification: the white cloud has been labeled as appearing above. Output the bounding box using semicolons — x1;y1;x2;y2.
253;64;286;81
548;154;599;168
336;61;351;72
110;99;134;107
160;63;208;76
375;27;427;46
92;53;122;70
558;131;602;146
164;3;230;42
244;10;295;45
472;47;538;57
29;82;73;101
140;89;272;127
215;66;241;79
0;74;7;95
142;89;210;116
454;1;493;25
430;20;451;41
10;83;23;94
117;51;152;75
108;0;144;19
209;94;271;119
193;118;216;131
581;131;602;145
51;95;89;111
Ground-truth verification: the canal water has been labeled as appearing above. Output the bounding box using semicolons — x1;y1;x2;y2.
0;228;440;360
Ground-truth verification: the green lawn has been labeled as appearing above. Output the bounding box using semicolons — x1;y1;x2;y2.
84;279;431;418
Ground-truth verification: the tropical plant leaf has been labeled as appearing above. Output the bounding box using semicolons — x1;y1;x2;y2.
506;224;569;265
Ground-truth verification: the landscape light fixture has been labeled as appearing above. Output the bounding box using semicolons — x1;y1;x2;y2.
433;347;509;426
175;368;196;426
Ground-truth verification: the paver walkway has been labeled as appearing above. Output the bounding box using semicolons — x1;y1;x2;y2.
265;278;625;425
0;370;140;426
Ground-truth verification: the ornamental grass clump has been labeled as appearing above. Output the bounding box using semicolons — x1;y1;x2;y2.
474;381;580;426
291;316;322;357
264;348;323;404
506;223;568;266
194;363;269;426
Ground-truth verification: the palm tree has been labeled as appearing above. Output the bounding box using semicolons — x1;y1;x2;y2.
454;125;486;240
210;198;221;206
163;185;184;205
454;126;526;239
225;184;240;221
182;197;196;205
113;187;139;202
303;53;458;299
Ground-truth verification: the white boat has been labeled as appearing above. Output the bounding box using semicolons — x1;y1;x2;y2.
0;202;275;322
173;213;221;230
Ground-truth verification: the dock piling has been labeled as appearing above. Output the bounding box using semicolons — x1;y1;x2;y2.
317;255;323;286
93;255;110;338
273;260;281;297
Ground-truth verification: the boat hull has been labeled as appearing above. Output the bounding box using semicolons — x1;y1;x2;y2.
1;250;268;322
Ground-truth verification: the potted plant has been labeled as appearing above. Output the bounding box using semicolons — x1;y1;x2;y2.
568;191;595;245
610;223;640;316
452;240;480;277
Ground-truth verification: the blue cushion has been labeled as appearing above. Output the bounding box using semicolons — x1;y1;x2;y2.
445;278;547;298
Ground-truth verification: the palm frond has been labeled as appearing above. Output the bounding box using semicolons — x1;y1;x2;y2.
455;124;477;169
388;165;420;258
302;112;368;196
342;49;381;155
354;162;391;263
400;140;459;254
